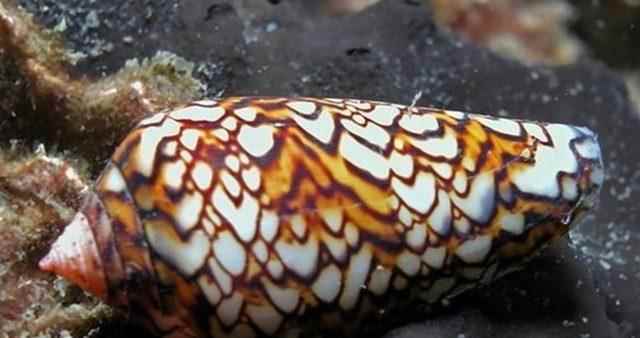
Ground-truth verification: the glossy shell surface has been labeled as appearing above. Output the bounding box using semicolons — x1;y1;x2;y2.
47;97;604;338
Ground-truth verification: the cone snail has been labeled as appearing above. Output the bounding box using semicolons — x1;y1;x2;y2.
40;96;604;338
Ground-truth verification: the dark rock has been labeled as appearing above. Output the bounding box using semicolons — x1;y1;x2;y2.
13;0;640;337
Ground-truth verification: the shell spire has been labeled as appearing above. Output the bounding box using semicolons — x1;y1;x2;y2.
39;211;107;299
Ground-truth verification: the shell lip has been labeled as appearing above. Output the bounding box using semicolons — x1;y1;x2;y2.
39;210;108;300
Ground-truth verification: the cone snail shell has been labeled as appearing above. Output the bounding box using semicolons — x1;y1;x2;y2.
40;96;604;338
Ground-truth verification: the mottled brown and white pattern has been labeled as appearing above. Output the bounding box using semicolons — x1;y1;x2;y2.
39;97;604;338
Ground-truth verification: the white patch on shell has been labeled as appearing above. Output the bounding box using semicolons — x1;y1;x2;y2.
246;303;283;335
213;186;259;243
225;155;240;173
320;208;343;234
406;223;427;251
209;257;233;296
428;190;452;235
290;215;307;239
162;140;178;157
275;237;319;278
217;292;244;326
191;161;213;191
252;240;269;263
325;235;348;263
267;259;284;280
262;278;300;313
145;227;209;277
452;170;468;194
561;176;578;201
512;124;579;198
220;171;241;198
312;264;342;303
389;151;414;179
221;116;238;131
138;112;165;126
213;231;247;276
456;235;492;264
523;122;549;143
259;210;279;243
180;129;201;151
241;166;261;192
237;124;275;158
212;129;230;141
410;131;459;159
365;104;400;126
101;165;127;192
287;101;317;115
451;172;495;223
339;246;372;310
340;118;390;150
137;118;181;177
574;135;601;160
391;172;436;214
422;246;447;269
475;116;522;136
174;191;204;233
169;106;226;123
339;133;389;180
291;110;335;144
500;212;525;235
397;251;421;276
234;106;258;122
431;162;453;180
344;223;360;247
444;109;466;120
198;275;222;305
398;113;439;134
368;266;392;296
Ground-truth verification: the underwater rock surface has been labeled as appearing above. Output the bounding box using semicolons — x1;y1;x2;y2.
4;0;640;337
